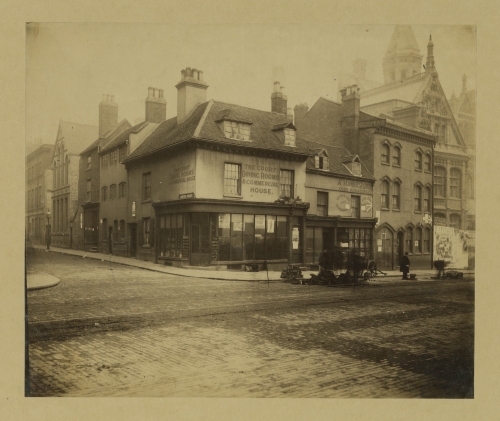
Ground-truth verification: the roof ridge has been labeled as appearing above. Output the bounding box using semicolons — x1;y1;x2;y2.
193;100;214;138
213;100;288;116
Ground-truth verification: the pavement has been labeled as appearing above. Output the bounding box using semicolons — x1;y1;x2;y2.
27;270;60;291
32;244;474;284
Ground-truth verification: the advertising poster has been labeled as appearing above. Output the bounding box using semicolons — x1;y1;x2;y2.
255;215;265;230
433;226;469;269
219;214;230;229
292;227;299;250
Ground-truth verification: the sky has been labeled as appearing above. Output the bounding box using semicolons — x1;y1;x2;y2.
26;23;476;149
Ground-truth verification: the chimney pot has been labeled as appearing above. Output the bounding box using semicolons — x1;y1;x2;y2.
181;69;186;79
186;67;192;78
192;69;198;80
273;81;281;93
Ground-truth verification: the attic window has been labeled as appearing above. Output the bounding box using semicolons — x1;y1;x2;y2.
223;121;250;141
314;155;329;170
284;129;296;146
352;162;361;176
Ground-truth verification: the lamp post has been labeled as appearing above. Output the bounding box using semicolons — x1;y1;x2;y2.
46;209;51;250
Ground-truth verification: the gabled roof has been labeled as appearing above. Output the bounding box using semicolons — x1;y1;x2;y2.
80;119;132;155
55;121;99;155
300;139;374;180
271;121;296;131
126;100;310;163
99;121;149;154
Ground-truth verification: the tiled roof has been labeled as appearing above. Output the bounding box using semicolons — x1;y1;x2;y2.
80;119;132;155
99;121;148;154
126;100;311;163
300;138;374;180
57;121;99;155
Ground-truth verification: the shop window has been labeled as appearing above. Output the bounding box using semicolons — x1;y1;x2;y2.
284;129;296;146
350;195;360;218
223;121;250;141
119;182;126;198
424;153;432;172
317;191;328;216
109;184;117;200
101;186;107;202
160;214;185;258
434;167;446;197
381;180;389;209
224;163;241;195
119;220;126;241
143;218;151;245
119;144;128;162
381;144;390;164
415;227;422;253
450;168;461;198
280;169;294;199
414;151;422;170
265;215;277;260
424;187;431;212
110;149;118;165
231;214;244;261
87;156;91;170
306;226;323;264
414;184;422;211
406;227;413;253
450;214;461;230
243;214;255;260
393;146;401;166
143;172;151;200
392;181;400;210
253;215;265;260
424;227;431;253
86;179;91;202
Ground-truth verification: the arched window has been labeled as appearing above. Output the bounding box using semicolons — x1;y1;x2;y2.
414;184;422;211
110;184;117;200
392;181;400;210
119;220;126;241
392;146;401;166
381;144;390;164
416;227;422;253
414;151;422;170
450;214;461;230
119;182;126;199
450;168;461;198
466;173;474;199
381;180;390;209
101;186;108;202
434;167;446;197
406;227;413;254
424;186;431;212
424;227;431;253
424;153;431;172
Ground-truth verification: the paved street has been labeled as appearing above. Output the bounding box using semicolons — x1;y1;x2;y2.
27;250;474;398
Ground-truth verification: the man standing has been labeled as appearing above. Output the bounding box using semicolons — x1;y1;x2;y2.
400;252;410;280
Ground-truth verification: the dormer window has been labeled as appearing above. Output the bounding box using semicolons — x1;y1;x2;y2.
342;155;362;177
314;150;329;170
284;129;296;146
223;121;250;141
352;162;361;176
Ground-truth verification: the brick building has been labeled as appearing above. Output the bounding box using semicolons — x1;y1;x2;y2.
296;85;436;271
26;143;54;245
50;120;98;248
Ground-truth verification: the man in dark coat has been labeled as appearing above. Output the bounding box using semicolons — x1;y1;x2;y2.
400;252;410;280
318;250;328;276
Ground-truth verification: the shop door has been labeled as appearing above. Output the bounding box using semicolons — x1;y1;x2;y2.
376;228;393;271
129;224;137;257
191;214;210;266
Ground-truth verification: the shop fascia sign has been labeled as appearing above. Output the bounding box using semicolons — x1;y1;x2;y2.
359;119;386;129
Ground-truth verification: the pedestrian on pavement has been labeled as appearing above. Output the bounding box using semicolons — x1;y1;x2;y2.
400;252;410;280
318;249;328;276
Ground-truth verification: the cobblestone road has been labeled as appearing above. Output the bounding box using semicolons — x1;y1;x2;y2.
27;251;474;398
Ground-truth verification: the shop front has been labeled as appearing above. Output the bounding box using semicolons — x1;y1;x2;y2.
153;199;309;270
305;216;377;272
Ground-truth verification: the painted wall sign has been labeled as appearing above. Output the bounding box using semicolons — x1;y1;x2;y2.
169;164;195;185
241;164;279;195
336;179;371;194
336;193;351;211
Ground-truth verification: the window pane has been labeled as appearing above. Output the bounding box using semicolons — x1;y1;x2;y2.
231;214;243;261
265;215;276;260
243;214;254;260
224;163;241;195
254;215;266;260
280;170;294;198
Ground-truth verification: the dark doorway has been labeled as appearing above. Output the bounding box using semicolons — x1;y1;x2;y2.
396;231;405;268
376;227;393;271
191;213;210;266
322;228;335;269
129;224;137;257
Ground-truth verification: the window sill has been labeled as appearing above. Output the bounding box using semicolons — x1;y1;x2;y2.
414;211;422;214
392;164;401;168
414;169;422;172
223;194;243;199
424;170;432;174
380;207;390;212
381;162;390;166
392;209;401;212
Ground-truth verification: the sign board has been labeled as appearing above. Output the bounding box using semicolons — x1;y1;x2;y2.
423;213;432;224
219;214;230;229
182;235;190;257
292;227;299;250
255;216;265;230
211;237;219;262
132;201;136;217
359;119;386;129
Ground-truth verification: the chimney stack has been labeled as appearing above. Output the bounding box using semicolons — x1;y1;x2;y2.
293;103;309;129
145;86;167;124
175;67;209;124
340;85;360;153
99;94;118;137
286;107;293;123
271;81;288;115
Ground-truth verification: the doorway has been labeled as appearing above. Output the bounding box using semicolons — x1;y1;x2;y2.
191;213;210;266
376;227;393;271
129;224;137;257
396;231;405;268
108;227;113;254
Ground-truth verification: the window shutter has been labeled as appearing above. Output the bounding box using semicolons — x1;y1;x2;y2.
150;219;155;246
314;156;319;169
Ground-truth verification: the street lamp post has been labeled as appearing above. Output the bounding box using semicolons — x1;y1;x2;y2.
46;209;51;250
